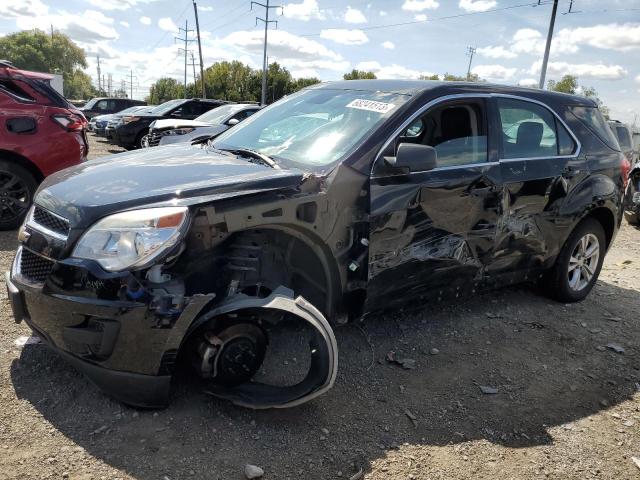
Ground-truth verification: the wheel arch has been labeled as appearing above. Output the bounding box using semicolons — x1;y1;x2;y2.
0;149;44;183
585;206;616;249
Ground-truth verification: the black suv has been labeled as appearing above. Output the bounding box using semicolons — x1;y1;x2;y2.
80;97;146;120
112;98;229;149
6;81;627;409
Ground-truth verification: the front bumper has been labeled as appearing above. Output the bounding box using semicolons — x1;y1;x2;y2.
5;264;200;408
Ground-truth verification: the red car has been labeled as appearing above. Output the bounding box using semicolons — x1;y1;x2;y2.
0;61;88;229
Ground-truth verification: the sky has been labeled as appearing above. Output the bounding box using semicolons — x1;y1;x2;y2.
1;0;639;123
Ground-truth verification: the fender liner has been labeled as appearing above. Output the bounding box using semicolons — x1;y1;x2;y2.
193;287;338;409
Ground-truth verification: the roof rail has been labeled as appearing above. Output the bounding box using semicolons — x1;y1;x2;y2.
0;60;15;68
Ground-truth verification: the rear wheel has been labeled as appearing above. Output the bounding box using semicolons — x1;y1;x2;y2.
0;161;37;231
135;130;149;149
543;218;605;302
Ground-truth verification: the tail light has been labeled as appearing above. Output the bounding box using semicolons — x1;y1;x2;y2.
621;155;631;190
52;114;86;132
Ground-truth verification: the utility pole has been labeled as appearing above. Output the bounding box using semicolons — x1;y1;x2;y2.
189;52;198;86
466;46;476;80
108;73;112;96
539;0;559;89
50;24;54;40
252;0;283;106
130;69;134;99
96;55;101;93
193;1;206;98
175;20;195;99
102;74;105;95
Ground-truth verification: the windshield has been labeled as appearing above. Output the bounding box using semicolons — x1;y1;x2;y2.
82;98;99;109
152;99;185;115
213;88;410;172
118;106;144;115
197;104;246;124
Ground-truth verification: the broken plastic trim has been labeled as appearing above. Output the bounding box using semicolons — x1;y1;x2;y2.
193;286;338;409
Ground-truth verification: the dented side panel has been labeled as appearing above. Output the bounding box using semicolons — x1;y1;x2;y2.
366;162;503;310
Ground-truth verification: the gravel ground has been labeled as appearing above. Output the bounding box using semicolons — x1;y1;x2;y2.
1;133;639;479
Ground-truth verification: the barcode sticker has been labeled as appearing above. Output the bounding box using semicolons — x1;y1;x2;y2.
346;99;396;114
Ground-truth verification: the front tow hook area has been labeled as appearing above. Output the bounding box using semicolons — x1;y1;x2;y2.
187;287;338;409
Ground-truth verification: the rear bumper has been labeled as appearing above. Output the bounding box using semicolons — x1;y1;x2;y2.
6;270;172;407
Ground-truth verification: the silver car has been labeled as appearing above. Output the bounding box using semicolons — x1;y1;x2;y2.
143;103;262;147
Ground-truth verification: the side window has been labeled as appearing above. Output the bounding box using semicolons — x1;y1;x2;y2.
616;126;632;150
195;103;215;115
498;98;564;159
95;100;108;111
396;101;488;168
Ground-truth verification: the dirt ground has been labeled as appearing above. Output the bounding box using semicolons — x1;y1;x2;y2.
1;133;639;479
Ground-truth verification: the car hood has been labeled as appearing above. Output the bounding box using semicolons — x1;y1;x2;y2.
151;119;213;130
36;145;304;228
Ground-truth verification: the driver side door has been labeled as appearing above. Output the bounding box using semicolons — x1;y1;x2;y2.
366;95;503;312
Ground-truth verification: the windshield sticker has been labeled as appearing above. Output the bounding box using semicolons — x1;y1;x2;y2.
346;99;396;114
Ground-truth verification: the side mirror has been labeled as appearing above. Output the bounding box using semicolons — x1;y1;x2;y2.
388;143;437;173
226;118;240;126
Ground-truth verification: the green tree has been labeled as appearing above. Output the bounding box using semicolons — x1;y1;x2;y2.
343;69;377;80
548;74;610;118
147;77;183;104
63;70;96;100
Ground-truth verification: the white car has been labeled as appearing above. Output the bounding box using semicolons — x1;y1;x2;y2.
143;103;262;147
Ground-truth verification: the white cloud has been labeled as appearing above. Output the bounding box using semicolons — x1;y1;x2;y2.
379;10;388;16
158;17;178;32
518;78;539;88
344;6;367;24
320;28;369;45
120;21;130;28
199;6;214;11
402;0;439;12
0;0;48;17
636;74;640;83
459;0;497;12
283;0;325;21
16;9;119;43
557;23;640;52
414;14;427;21
477;45;517;59
87;0;161;11
382;41;395;49
139;16;151;25
356;60;436;79
530;60;628;80
472;64;517;80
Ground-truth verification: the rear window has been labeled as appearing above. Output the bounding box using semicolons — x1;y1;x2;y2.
569;106;619;151
615;125;632;150
0;78;35;102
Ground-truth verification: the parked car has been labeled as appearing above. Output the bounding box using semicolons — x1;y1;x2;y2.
113;98;230;149
105;105;156;140
625;163;640;225
608;120;637;166
80;97;146;120
0;60;87;230
6;80;628;409
143;103;262;147
90;106;153;136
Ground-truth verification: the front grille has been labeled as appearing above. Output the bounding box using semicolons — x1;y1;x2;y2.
146;131;162;147
20;248;54;283
32;206;70;237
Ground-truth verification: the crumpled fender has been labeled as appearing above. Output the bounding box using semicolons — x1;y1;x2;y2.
190;286;338;409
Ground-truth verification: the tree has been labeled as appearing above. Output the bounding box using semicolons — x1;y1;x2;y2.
343;69;377;80
147;77;183;104
63;70;96;100
548;75;610;118
0;29;96;99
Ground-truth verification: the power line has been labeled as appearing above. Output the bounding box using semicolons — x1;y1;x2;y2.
300;1;542;37
251;0;283;106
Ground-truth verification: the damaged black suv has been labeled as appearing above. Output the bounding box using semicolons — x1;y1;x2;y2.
6;80;627;409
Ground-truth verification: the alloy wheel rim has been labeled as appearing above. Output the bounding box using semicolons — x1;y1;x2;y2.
0;171;30;223
567;233;600;291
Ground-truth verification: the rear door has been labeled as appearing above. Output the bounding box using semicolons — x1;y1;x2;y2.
491;95;583;279
366;95;503;310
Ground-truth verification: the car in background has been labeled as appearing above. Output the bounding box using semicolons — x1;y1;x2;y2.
143;103;261;147
0;60;87;229
609;120;637;166
90;105;153;136
105;105;157;140
80;97;146;120
113;98;230;149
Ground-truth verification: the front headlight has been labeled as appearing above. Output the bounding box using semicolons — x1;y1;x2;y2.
72;207;189;272
165;128;195;136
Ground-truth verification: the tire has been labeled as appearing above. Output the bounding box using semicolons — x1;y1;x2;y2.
542;218;606;302
134;130;148;149
0;161;37;231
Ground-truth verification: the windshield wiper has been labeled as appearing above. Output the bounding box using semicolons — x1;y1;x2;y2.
217;147;280;170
